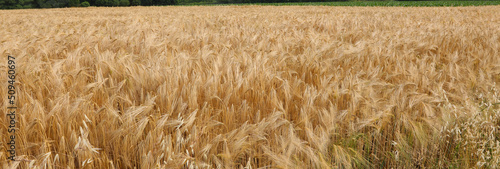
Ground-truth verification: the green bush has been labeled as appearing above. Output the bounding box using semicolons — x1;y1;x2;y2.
119;0;128;5
80;0;88;6
112;0;118;5
131;0;139;5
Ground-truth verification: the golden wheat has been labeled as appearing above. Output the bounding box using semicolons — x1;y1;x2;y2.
1;6;500;168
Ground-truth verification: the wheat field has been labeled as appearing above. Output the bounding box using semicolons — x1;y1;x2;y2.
1;6;500;168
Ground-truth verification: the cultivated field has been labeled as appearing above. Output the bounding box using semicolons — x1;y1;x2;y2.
1;6;500;168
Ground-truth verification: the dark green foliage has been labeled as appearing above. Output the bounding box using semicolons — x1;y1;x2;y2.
0;0;168;9
118;0;128;5
119;0;129;5
94;0;113;6
23;0;35;6
94;0;105;5
105;0;113;6
1;0;499;9
139;0;175;5
68;0;79;6
35;0;50;7
175;0;211;4
41;0;69;7
154;0;175;5
0;0;28;8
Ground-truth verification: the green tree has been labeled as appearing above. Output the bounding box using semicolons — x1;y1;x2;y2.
105;0;112;5
119;0;128;5
2;0;23;8
68;0;79;6
95;0;106;6
141;0;150;5
43;0;69;7
36;0;51;7
130;0;139;5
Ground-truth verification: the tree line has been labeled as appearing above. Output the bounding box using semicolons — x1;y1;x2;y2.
0;0;176;9
0;0;355;9
1;0;484;9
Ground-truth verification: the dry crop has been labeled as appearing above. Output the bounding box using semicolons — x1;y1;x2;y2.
1;6;500;168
